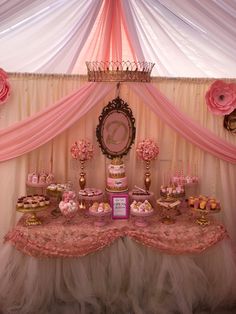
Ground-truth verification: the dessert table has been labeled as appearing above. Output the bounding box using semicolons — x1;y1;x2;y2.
1;209;236;314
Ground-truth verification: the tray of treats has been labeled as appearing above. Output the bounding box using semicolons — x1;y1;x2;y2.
130;200;154;216
160;184;185;200
131;186;150;196
188;195;221;212
89;202;112;226
47;183;68;193
16;194;50;211
26;172;55;186
89;202;112;216
79;188;103;197
16;194;50;226
130;200;153;227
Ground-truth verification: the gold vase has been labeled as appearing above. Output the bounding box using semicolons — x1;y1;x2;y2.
144;160;151;191
79;160;86;190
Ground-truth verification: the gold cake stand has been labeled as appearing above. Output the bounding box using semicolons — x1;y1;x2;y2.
46;189;63;216
192;207;221;226
16;205;49;226
157;198;181;224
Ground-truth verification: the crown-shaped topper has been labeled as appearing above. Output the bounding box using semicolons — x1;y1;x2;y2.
111;157;123;165
86;61;155;82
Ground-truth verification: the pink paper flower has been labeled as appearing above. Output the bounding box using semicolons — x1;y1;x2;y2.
136;139;159;162
0;68;11;105
70;139;94;161
205;80;236;115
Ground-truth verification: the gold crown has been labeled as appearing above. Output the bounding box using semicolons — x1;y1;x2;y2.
111;157;123;165
86;61;155;82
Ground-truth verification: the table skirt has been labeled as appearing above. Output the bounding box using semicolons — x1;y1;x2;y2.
0;238;236;314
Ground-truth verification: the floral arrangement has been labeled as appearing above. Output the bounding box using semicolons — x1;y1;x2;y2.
205;80;236;115
0;68;11;105
136;139;159;161
71;139;94;161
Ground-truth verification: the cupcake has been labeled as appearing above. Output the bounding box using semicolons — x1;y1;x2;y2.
23;201;30;209
17;200;23;208
31;201;38;208
39;200;45;207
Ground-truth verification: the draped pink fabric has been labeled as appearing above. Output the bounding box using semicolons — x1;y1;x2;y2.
129;83;236;164
83;0;138;62
0;0;235;164
0;82;114;162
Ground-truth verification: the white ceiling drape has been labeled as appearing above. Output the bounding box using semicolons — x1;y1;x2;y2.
0;0;236;77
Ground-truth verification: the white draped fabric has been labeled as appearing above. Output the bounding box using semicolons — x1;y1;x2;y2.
0;0;236;76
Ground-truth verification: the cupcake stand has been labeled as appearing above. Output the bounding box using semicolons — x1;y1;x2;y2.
89;208;112;226
130;209;154;227
78;189;104;216
16;204;49;226
157;198;181;224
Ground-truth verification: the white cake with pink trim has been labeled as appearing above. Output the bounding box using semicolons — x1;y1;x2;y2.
106;158;128;192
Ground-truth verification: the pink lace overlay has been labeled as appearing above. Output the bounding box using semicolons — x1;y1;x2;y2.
4;210;227;258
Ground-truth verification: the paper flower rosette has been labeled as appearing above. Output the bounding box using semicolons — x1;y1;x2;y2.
205;80;236;115
136;139;159;191
0;68;11;105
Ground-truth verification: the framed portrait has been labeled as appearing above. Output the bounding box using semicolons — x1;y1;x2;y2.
111;193;129;219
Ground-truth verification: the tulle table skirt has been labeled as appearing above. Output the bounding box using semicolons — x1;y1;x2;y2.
0;238;236;314
1;210;236;314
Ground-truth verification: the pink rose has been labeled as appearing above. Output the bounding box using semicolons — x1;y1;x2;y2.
205;80;236;115
0;68;11;104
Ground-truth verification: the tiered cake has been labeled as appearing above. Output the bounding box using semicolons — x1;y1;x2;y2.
106;158;128;192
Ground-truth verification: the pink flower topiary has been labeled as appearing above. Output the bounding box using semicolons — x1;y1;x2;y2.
136;139;159;162
71;140;94;161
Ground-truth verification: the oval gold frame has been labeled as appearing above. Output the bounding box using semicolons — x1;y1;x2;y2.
96;97;136;159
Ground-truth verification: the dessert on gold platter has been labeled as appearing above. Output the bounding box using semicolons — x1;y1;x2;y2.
16;194;50;226
89;202;112;227
188;195;221;226
46;183;68;216
160;183;185;200
130;200;153;227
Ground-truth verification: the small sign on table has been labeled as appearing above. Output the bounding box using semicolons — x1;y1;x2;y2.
111;193;129;219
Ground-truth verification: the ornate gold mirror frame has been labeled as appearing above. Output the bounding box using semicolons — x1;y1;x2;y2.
96;97;136;159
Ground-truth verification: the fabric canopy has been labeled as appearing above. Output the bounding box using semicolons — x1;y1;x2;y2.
0;0;236;77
